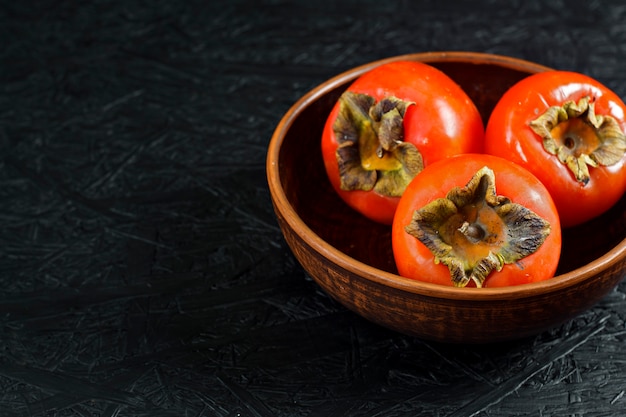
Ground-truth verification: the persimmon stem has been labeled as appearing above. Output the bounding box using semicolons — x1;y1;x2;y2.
459;221;485;243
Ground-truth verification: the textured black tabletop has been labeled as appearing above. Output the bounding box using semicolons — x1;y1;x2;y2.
2;1;626;416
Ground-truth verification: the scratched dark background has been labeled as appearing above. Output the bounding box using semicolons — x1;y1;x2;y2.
1;0;625;416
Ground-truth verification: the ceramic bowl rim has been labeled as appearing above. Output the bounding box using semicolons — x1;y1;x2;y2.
267;51;626;302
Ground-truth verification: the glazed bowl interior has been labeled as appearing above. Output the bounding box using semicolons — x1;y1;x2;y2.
268;52;626;342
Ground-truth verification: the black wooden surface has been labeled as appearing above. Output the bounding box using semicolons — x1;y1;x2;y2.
2;1;626;416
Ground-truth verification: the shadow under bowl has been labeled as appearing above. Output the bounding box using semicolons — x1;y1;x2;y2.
267;51;626;343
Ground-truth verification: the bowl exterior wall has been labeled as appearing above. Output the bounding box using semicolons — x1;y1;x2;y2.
272;197;626;343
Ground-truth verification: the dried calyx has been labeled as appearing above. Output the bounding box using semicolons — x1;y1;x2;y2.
333;91;423;197
405;166;551;288
529;96;626;185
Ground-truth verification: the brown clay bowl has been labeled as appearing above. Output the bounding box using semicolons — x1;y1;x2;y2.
266;51;626;343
